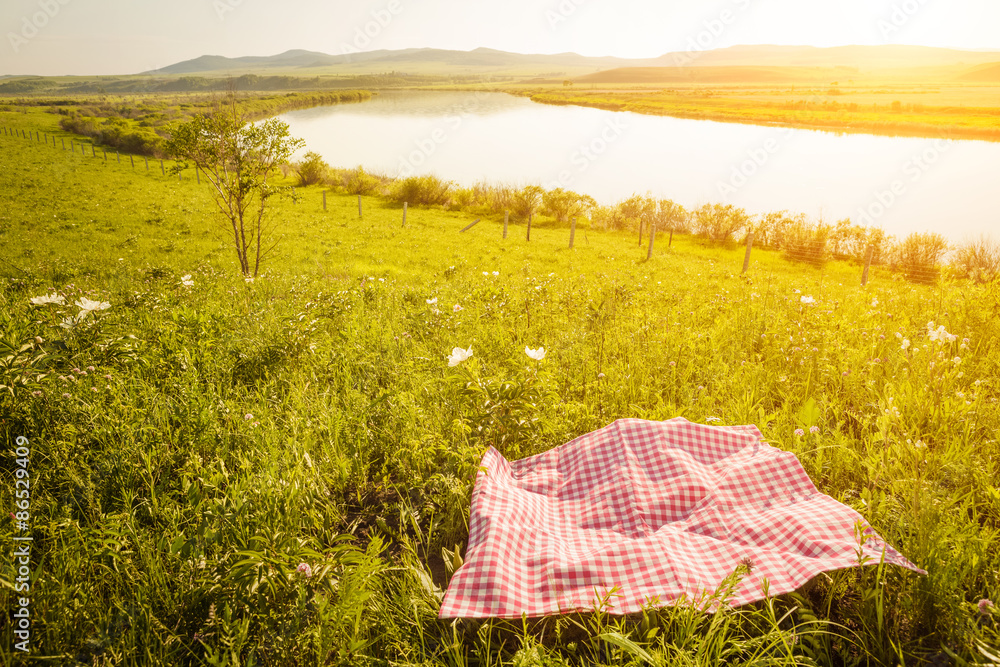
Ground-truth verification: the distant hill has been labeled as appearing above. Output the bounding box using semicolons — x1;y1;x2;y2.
649;44;1000;69
146;44;1000;77
146;47;631;75
957;61;1000;82
573;65;857;85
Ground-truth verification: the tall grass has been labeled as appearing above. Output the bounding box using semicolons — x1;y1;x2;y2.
2;107;998;665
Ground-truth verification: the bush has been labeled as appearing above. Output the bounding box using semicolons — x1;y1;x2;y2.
542;188;596;223
693;203;749;243
782;219;831;266
953;235;1000;284
891;232;949;283
335;167;385;196
294;152;329;187
511;186;544;221
388;175;453;207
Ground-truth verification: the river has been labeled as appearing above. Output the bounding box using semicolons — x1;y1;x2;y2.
280;90;997;243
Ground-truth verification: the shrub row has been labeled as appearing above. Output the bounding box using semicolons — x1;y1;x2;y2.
291;155;1000;284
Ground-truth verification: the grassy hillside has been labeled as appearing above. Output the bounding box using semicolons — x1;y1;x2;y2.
517;83;1000;142
1;109;998;665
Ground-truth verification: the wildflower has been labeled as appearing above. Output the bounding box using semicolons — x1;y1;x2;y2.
842;371;850;377
447;347;473;367
669;361;676;367
706;417;721;423
245;413;254;421
91;387;98;393
525;346;546;361
297;562;313;577
76;297;111;314
953;357;962;366
245;277;255;284
104;374;112;381
62;393;71;399
87;366;95;372
901;339;911;350
72;368;81;374
482;271;489;276
800;296;815;305
979;599;994;615
59;313;86;330
453;304;463;312
180;274;194;287
794;429;805;437
31;391;42;397
29;293;65;306
597;373;606;379
871;298;879;307
426;297;438;305
492;271;499;276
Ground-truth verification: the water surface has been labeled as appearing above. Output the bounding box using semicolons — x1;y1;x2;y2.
281;90;998;242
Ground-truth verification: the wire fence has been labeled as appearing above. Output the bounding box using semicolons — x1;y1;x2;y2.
3;125;984;288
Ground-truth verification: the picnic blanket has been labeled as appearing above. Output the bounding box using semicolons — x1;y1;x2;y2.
440;418;923;618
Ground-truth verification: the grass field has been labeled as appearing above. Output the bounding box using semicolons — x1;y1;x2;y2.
1;108;999;665
512;82;1000;142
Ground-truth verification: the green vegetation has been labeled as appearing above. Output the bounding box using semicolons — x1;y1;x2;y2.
516;85;1000;142
2;90;371;158
2;107;999;665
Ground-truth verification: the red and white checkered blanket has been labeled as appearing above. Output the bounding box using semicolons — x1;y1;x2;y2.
440;418;923;618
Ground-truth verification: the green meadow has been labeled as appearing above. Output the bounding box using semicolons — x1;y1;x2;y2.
1;107;998;665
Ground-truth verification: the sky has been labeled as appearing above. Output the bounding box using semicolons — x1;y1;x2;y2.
2;0;1000;76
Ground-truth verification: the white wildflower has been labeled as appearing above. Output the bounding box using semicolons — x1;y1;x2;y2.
30;293;65;306
525;346;546;361
447;347;473;367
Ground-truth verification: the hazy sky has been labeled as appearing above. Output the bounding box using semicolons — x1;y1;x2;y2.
2;0;999;76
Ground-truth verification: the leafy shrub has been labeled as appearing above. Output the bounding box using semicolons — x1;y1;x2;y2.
335;167;386;196
511;186;544;221
953;235;1000;283
542;188;596;223
388;175;453;206
782;219;831;266
891;231;950;283
693;203;749;243
293;151;330;187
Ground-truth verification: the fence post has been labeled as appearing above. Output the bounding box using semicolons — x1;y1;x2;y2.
669;229;674;247
61;138;65;149
161;160;165;176
323;191;327;211
527;213;532;241
358;195;363;219
460;218;481;233
103;149;107;161
569;217;576;249
647;222;656;260
117;151;120;164
638;221;644;247
402;202;407;227
742;232;754;274
862;245;874;286
503;211;509;239
70;140;74;151
196;167;200;184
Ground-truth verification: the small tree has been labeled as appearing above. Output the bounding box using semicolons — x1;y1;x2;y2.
542;188;596;224
512;185;544;221
166;92;304;277
654;199;688;234
294;151;329;186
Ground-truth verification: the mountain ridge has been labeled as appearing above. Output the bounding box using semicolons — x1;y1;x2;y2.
145;44;1000;76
